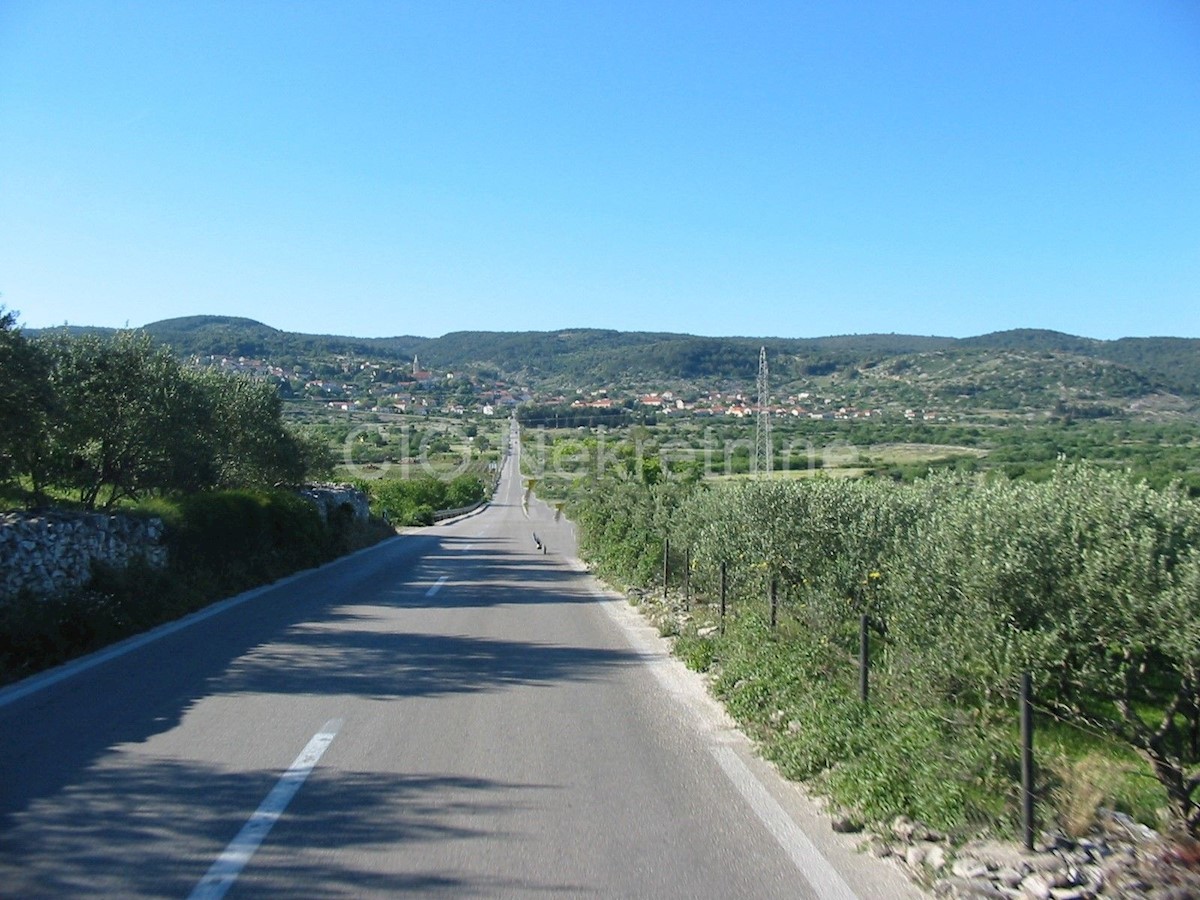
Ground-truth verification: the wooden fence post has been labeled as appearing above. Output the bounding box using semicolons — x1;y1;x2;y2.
684;547;691;607
719;561;727;633
1021;671;1035;851
859;615;870;704
663;537;669;600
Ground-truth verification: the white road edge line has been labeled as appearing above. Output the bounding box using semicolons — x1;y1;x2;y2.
711;745;859;900
593;585;859;900
188;719;343;900
425;575;449;597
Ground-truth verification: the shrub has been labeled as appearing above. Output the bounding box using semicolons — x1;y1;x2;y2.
167;489;331;591
445;474;486;509
570;462;1200;835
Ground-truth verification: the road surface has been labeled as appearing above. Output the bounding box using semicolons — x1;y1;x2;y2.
0;432;925;898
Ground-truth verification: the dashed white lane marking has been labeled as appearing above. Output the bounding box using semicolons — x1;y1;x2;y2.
425;575;449;597
188;719;342;900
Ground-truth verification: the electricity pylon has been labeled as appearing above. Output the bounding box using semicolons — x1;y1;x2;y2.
754;346;771;477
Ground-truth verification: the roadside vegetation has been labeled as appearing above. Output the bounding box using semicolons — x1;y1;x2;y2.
567;457;1200;842
518;417;1200;497
0;309;393;684
0;488;393;685
1;309;331;510
299;412;504;526
356;473;490;526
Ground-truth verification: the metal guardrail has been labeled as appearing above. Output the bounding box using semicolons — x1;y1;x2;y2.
430;445;507;523
432;483;501;523
431;500;486;522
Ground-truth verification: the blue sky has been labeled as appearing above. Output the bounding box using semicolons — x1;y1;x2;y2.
2;1;1197;340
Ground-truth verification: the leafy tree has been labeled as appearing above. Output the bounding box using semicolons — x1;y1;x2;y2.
573;462;1200;834
445;474;485;509
0;308;55;503
190;369;329;488
41;332;213;507
19;331;333;509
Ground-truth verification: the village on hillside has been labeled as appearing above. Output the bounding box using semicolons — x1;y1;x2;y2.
193;351;943;424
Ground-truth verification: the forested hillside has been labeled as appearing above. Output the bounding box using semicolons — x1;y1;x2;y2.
28;315;1200;406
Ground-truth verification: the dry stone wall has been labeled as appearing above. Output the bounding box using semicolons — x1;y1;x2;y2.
296;484;370;523
0;511;167;601
1;485;368;603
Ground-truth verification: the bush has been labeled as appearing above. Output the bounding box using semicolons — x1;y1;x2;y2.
15;331;329;509
365;474;488;526
445;474;486;509
167;489;331;591
0;559;187;683
822;699;1006;835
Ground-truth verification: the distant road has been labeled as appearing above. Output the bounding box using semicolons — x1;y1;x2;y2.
0;433;924;898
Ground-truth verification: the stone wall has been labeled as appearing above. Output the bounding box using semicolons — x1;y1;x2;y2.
0;484;368;602
296;484;370;524
0;511;167;601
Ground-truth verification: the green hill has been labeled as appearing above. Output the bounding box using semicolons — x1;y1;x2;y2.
125;315;426;366
27;316;1200;411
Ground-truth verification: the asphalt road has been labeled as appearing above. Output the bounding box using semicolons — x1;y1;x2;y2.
0;435;925;899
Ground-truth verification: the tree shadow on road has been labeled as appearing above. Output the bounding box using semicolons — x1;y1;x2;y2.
0;756;595;898
213;624;637;701
0;528;637;885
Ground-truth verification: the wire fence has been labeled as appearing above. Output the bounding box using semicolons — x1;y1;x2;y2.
657;535;1187;843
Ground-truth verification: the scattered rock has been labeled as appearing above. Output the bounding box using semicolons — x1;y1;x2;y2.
893;815;919;843
935;877;1010;899
1020;873;1055;899
866;838;893;859
952;858;989;879
863;804;1200;899
925;844;948;871
996;867;1025;889
831;811;864;834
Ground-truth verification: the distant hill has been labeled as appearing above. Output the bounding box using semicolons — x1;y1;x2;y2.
960;328;1099;353
142;315;430;363
32;315;429;367
961;329;1200;396
142;316;282;358
414;330;960;384
27;315;1200;407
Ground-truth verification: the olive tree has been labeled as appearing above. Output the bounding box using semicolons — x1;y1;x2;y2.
189;369;330;488
0;308;55;503
42;332;215;507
